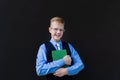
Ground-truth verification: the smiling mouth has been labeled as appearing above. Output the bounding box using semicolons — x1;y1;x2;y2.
56;35;60;37
55;35;61;37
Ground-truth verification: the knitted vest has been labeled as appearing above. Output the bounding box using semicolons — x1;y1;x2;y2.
44;41;73;80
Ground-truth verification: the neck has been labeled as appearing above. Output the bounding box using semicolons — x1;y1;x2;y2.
51;38;60;43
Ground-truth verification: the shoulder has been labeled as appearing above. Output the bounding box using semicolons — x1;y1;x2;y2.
38;40;49;49
39;40;53;49
62;41;74;47
37;43;47;54
38;43;45;50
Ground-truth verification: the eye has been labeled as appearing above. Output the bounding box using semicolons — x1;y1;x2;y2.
54;28;58;31
60;29;64;32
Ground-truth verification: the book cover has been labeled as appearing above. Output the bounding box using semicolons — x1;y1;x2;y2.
52;49;68;68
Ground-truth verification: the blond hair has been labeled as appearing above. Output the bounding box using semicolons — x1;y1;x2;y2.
50;16;65;25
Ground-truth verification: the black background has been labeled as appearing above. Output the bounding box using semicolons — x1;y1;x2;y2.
0;0;120;80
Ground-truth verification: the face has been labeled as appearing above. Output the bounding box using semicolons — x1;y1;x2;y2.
49;21;65;42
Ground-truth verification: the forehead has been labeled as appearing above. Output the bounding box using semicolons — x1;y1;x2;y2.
51;21;64;28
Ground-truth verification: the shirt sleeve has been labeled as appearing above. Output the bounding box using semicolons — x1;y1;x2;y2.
67;43;85;75
36;44;65;76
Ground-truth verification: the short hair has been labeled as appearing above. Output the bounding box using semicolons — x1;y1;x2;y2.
50;16;65;25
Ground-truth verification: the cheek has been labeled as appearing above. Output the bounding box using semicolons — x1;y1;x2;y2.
51;32;56;35
61;32;63;35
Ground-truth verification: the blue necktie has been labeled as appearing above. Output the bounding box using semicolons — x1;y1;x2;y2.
56;43;61;50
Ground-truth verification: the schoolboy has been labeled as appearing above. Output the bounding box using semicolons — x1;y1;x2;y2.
36;17;84;80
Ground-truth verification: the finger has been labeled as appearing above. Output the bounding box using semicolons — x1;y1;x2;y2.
54;73;62;77
53;72;58;76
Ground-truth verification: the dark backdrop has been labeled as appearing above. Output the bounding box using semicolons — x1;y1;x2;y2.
0;0;120;80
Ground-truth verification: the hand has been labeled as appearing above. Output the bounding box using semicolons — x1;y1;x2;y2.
53;68;68;77
63;55;72;65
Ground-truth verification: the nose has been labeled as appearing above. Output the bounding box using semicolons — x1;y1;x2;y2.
56;29;61;33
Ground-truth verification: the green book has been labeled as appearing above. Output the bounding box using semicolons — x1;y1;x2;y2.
52;49;68;68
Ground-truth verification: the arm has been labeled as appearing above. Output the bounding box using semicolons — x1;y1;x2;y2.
67;43;85;75
53;43;84;77
36;44;65;76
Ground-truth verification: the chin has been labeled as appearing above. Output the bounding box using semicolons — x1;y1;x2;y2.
54;39;60;42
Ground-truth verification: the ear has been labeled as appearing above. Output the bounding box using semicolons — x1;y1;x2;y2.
48;26;51;33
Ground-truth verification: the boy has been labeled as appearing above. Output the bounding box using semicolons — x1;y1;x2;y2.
36;17;84;80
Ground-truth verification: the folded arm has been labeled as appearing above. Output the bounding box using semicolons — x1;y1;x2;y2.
36;44;65;76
